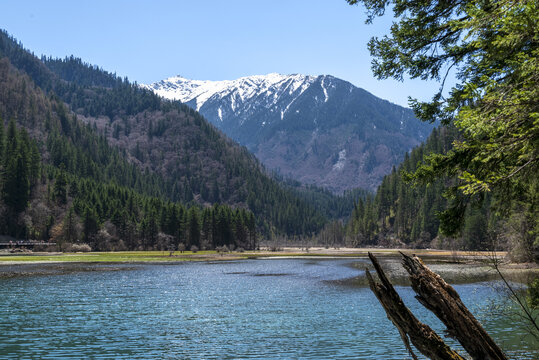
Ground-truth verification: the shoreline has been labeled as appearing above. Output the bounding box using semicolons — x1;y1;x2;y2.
1;248;537;282
0;247;512;265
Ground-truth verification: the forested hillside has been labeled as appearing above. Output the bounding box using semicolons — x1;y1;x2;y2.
0;29;332;247
346;126;456;247
345;126;537;259
0;60;255;250
283;179;370;220
0;116;256;251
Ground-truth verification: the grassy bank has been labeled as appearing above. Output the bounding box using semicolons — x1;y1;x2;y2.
0;250;247;263
0;248;509;264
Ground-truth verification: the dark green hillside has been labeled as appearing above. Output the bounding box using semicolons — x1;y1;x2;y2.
42;55;119;88
282;178;371;220
0;60;254;250
0;118;255;251
0;56;171;199
346;126;538;257
346;126;458;247
0;29;327;238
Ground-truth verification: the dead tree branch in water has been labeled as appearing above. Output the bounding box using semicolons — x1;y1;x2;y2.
367;252;508;360
366;252;465;360
400;252;508;359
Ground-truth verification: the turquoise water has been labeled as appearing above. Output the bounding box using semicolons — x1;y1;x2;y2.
0;259;536;359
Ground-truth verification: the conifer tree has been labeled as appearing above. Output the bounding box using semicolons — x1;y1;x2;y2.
53;164;68;205
3;122;30;217
4;119;17;168
187;207;200;249
0;118;5;169
348;0;538;235
4;151;30;214
83;206;99;244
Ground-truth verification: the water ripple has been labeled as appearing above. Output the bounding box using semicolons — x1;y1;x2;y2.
0;259;535;359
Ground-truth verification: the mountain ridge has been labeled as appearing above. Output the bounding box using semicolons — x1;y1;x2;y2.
145;73;434;192
144;73;318;113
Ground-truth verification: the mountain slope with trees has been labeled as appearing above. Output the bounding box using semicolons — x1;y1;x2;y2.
346;123;536;260
0;29;331;243
0;116;257;251
0;53;256;250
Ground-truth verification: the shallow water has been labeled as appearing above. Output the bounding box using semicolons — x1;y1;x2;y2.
0;259;536;359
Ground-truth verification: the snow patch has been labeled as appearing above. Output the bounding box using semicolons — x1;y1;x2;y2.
321;77;329;102
144;73;317;114
332;149;347;171
218;107;223;121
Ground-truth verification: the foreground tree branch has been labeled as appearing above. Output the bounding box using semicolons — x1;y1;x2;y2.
366;252;465;360
347;0;539;238
399;252;507;360
367;252;508;359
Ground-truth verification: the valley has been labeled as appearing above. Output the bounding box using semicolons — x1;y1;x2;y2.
0;0;537;356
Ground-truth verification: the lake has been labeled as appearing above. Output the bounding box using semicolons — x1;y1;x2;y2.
0;259;536;359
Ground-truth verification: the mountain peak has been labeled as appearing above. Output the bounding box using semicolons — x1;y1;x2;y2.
144;73;318;111
143;72;433;192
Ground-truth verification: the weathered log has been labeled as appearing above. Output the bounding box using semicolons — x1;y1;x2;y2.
366;252;465;360
400;252;508;360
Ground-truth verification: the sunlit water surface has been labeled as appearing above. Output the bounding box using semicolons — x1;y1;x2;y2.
0;259;536;359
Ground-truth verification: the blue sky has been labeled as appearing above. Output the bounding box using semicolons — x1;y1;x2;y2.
1;0;451;107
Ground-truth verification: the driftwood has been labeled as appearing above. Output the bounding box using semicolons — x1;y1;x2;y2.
366;252;508;360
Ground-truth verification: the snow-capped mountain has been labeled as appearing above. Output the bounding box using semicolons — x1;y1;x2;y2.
143;73;434;192
146;73;314;112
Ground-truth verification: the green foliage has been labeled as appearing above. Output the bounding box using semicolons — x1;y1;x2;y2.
187;207;201;249
282;179;371;220
348;0;539;236
529;278;539;310
53;164;68;205
0;116;4;166
0;119;40;233
501;178;538;262
0;114;259;250
4;150;30;213
346;124;537;253
42;55;119;88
